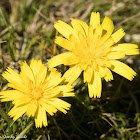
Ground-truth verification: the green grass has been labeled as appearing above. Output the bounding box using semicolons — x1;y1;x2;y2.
0;0;140;139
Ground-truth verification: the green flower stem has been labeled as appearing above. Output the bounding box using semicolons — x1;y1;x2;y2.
0;107;11;123
15;121;34;140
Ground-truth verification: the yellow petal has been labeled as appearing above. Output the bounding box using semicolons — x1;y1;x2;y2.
98;32;112;47
54;20;77;39
96;24;103;37
7;80;31;93
112;43;139;55
13;95;31;106
107;51;125;59
98;66;106;78
43;68;62;88
87;25;94;45
48;98;71;114
69;34;87;56
35;62;47;87
98;16;114;46
40;99;57;116
43;87;59;98
90;12;100;29
30;59;45;77
35;106;48;128
49;85;75;98
48;68;62;84
71;18;87;38
83;66;94;83
88;71;102;98
78;32;88;48
58;85;74;93
2;67;22;83
30;59;39;76
63;65;82;85
47;52;78;69
55;36;73;51
8;106;27;121
74;19;88;35
42;108;48;127
0;90;24;102
111;28;125;43
110;60;136;81
100;37;115;52
62;92;75;97
26;101;38;117
20;61;35;82
104;68;113;82
102;16;114;35
91;24;103;47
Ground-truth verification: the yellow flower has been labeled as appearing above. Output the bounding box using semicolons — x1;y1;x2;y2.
48;12;139;98
0;59;74;128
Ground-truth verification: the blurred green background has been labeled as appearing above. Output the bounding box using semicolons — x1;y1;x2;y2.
0;0;140;139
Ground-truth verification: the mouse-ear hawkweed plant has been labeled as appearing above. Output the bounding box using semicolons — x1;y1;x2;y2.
48;12;139;98
0;59;74;128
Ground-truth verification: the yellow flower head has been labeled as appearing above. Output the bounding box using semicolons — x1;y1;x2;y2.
48;12;139;98
0;59;74;128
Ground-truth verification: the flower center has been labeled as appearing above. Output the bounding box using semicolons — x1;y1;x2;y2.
78;47;108;70
32;88;43;100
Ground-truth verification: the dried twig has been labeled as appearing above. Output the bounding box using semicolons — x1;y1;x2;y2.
109;0;116;18
116;12;140;27
53;31;58;55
